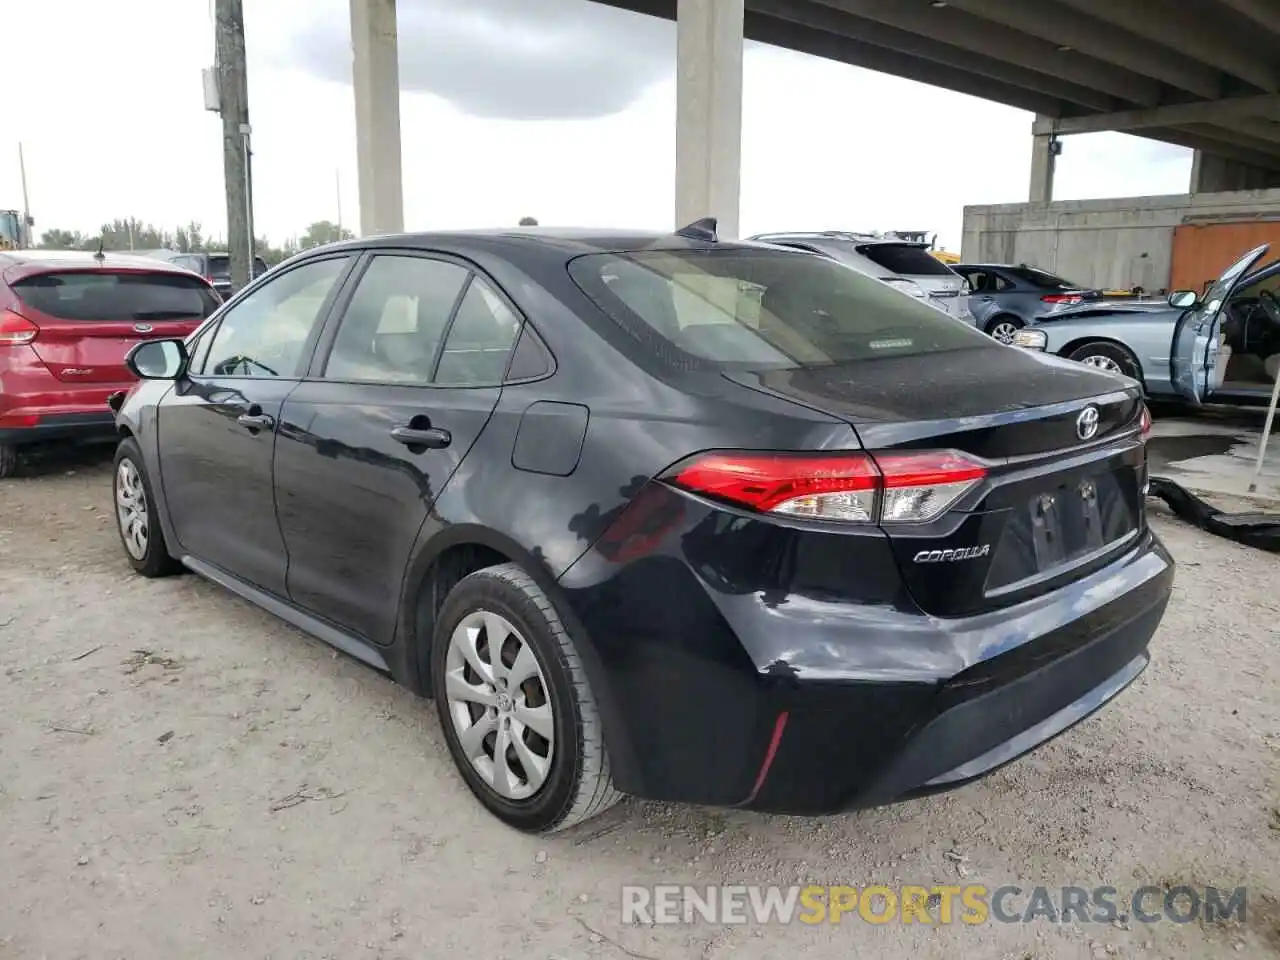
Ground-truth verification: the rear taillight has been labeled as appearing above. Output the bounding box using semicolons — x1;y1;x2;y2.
665;450;987;524
1041;294;1083;305
0;310;38;345
1139;405;1152;441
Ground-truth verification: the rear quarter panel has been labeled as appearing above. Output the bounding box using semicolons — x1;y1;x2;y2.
1036;311;1178;394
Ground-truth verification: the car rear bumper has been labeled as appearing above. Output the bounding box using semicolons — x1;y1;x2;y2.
557;483;1174;814
0;410;117;444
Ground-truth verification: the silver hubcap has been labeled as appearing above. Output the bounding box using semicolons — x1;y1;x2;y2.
445;610;554;801
115;459;149;561
991;321;1019;344
1081;353;1123;374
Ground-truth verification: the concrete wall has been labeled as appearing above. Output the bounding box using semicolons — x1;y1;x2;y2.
961;188;1280;290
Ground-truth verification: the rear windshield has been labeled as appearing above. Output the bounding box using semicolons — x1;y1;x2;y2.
567;248;988;370
1007;266;1079;290
12;271;221;322
856;243;955;276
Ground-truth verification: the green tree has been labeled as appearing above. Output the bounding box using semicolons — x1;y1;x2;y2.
519;216;539;226
38;228;87;249
299;220;354;250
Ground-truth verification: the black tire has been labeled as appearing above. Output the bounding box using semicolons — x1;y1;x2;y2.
113;438;183;578
984;314;1024;343
430;562;622;834
1067;341;1142;382
0;443;16;479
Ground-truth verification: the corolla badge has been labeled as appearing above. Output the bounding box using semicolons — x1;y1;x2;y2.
133;323;153;333
1076;405;1100;441
913;545;991;564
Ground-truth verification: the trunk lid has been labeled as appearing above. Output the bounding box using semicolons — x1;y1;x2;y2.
725;345;1148;616
10;269;219;383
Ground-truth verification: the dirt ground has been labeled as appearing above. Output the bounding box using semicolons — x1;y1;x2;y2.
1;446;1277;960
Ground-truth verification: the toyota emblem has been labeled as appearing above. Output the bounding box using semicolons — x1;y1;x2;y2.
133;323;154;333
1076;405;1100;441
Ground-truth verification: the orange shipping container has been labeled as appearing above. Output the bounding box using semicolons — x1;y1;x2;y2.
1170;221;1280;294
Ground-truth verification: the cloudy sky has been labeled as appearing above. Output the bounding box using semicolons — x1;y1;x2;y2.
2;0;1194;251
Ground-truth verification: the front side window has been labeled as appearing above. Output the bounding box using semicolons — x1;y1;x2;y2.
570;248;990;370
323;255;469;384
199;256;348;378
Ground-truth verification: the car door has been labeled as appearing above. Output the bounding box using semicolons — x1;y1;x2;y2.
1171;244;1269;403
274;252;524;645
157;254;353;593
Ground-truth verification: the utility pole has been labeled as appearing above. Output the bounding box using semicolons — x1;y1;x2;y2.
215;0;253;293
17;143;33;248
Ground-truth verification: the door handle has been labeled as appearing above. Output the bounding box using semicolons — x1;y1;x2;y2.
237;412;275;431
391;425;451;449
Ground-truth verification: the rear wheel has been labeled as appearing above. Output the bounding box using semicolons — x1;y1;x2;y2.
985;315;1024;344
114;439;182;578
1067;341;1142;381
430;562;621;834
0;444;16;479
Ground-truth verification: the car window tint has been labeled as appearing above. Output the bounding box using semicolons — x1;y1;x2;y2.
201;257;347;378
434;278;523;385
857;243;955;276
570;248;988;370
323;255;468;384
994;274;1014;292
10;271;221;322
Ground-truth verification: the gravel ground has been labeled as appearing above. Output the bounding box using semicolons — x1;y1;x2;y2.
0;447;1277;960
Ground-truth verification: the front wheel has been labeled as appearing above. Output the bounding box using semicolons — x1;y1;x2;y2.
430;563;621;834
113;439;183;578
985;315;1024;344
1067;341;1142;382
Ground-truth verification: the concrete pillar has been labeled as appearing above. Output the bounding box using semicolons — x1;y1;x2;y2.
1190;149;1280;193
1029;115;1057;203
351;0;404;235
675;0;744;239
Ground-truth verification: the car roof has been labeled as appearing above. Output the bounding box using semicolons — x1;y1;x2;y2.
314;227;775;259
0;249;210;283
750;231;930;249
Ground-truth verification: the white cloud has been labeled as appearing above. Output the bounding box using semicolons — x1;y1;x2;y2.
0;0;1193;252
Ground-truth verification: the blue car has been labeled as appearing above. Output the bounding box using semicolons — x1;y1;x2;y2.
1012;245;1280;405
953;263;1104;343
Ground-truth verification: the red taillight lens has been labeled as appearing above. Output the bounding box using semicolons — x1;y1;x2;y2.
1041;294;1083;305
665;449;986;524
1139;405;1152;441
0;310;38;345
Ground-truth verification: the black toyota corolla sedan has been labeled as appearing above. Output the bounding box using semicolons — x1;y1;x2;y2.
109;223;1173;834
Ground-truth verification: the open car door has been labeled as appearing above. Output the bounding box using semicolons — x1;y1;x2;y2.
1171;244;1269;403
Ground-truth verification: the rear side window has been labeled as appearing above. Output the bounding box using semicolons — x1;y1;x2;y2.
569;248;988;370
11;271;221;322
857;243;955;277
323;255;469;384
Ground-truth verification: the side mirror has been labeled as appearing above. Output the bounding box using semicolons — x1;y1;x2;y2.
1168;289;1198;309
127;339;188;380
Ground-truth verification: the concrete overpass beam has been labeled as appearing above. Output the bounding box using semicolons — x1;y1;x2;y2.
675;0;744;238
351;0;404;235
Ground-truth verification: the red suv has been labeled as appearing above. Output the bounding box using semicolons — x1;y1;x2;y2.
0;251;221;477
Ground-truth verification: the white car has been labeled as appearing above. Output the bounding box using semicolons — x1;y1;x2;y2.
748;231;975;325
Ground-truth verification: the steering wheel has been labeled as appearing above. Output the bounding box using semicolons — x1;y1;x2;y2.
1258;290;1280;327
